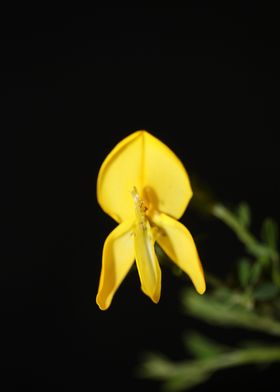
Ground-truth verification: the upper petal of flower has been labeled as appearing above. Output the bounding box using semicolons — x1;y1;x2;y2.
97;130;193;223
153;212;206;294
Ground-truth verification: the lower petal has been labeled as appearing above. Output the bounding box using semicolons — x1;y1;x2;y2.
134;217;161;303
96;220;135;310
153;212;206;294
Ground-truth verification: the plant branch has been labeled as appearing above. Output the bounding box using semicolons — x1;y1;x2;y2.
212;204;274;259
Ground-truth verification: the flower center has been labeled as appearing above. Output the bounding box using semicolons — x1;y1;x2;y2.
131;186;147;223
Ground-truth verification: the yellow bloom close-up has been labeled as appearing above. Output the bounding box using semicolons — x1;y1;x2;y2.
96;130;206;310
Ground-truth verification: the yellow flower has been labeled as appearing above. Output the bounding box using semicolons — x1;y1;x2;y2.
96;130;206;310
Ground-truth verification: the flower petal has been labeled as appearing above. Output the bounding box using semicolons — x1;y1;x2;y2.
97;130;192;223
134;214;161;303
96;220;135;310
141;132;192;219
97;132;143;223
153;212;206;294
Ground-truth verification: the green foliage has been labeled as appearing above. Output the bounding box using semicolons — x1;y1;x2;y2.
253;282;279;301
250;261;263;285
139;344;280;392
261;218;278;250
138;202;280;390
236;202;251;228
213;202;280;290
182;289;280;335
183;332;229;359
238;258;251;288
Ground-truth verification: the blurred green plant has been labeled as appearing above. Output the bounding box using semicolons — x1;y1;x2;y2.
137;200;280;391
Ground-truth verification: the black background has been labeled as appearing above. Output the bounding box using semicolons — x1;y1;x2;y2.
2;4;280;391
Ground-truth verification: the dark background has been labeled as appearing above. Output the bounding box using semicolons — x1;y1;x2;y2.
2;4;280;391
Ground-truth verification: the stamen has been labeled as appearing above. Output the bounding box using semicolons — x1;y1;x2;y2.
131;187;147;214
132;187;158;298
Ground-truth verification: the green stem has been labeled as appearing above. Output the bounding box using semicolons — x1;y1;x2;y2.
202;346;280;370
183;291;280;336
272;256;280;287
212;204;273;259
140;346;280;391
